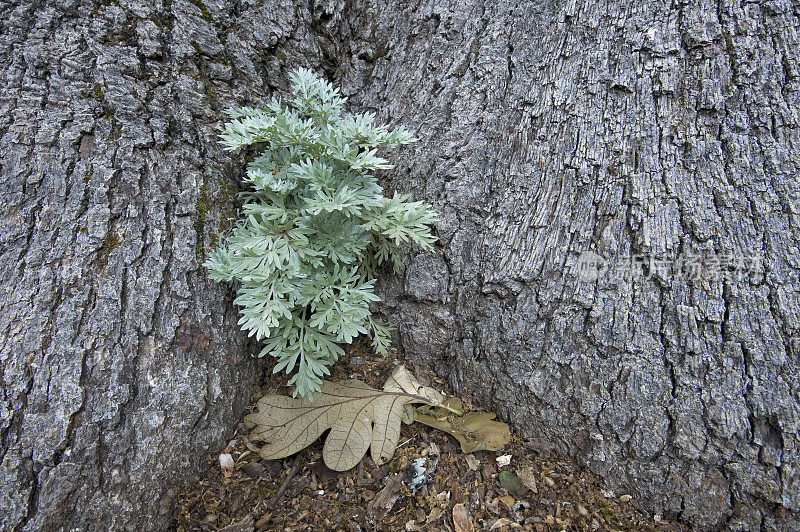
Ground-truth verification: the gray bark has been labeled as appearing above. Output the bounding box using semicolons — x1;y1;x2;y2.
335;0;800;530
0;0;323;529
1;0;798;530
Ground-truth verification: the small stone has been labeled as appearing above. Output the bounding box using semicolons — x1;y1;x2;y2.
619;494;632;503
349;356;364;366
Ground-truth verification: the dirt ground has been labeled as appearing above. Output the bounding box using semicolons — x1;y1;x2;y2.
175;344;686;532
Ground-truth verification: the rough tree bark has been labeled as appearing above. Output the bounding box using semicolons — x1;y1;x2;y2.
332;0;800;529
0;1;328;529
1;0;798;530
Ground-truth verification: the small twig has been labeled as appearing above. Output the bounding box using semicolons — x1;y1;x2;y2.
266;455;301;509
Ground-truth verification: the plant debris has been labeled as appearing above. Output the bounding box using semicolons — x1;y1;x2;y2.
176;344;687;531
415;399;511;453
452;503;475;532
495;454;512;467
498;471;529;499
244;365;451;471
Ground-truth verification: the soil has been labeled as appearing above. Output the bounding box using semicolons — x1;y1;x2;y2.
175;343;686;532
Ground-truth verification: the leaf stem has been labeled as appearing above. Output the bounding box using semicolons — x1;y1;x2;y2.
438;403;464;416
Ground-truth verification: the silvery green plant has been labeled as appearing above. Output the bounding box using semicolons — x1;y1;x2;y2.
206;68;437;399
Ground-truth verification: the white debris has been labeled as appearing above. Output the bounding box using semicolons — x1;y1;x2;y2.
409;458;427;490
496;454;512;467
218;453;234;471
465;454;480;471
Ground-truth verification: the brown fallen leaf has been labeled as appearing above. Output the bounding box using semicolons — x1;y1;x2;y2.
489;517;521;530
426;506;444;524
452;503;474;532
498;495;515;509
415;404;511;453
515;466;538;493
245;366;437;471
384;365;448;423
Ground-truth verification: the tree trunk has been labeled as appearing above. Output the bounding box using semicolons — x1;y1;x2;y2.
332;0;800;529
2;0;798;530
0;1;328;529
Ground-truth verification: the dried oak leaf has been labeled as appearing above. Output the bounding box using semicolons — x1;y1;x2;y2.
414;400;511;453
244;366;436;471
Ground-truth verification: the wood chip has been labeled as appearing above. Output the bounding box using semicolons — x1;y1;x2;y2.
452;503;475;532
254;514;270;529
489;517;520;530
367;474;402;521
